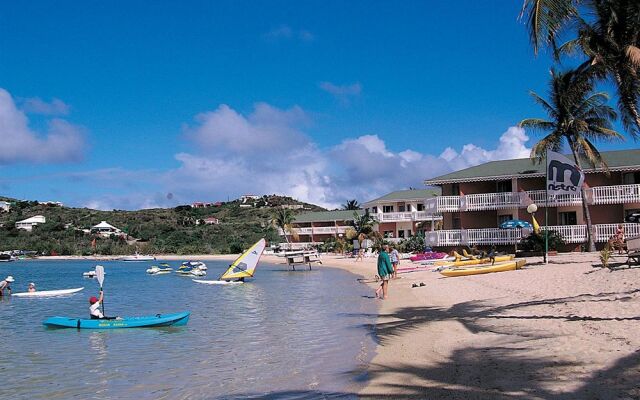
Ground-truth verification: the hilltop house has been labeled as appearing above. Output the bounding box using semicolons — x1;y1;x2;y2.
0;201;10;212
91;221;123;237
423;149;640;250
16;215;46;231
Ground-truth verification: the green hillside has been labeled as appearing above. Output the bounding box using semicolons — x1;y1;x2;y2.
0;196;324;255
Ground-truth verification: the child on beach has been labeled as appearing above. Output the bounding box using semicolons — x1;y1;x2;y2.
375;245;395;299
390;246;400;278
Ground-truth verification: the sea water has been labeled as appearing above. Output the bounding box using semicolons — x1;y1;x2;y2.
0;260;377;399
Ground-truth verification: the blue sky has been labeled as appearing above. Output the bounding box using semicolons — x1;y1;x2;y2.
0;1;635;209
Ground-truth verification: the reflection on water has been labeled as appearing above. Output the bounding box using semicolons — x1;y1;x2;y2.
0;260;376;399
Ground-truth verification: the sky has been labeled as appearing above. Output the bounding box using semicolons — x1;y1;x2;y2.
0;1;636;210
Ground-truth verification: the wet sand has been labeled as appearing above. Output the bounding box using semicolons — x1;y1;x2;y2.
263;252;640;399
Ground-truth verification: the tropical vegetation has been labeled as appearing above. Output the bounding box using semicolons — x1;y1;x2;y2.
0;196;321;255
341;199;361;210
520;0;640;138
519;67;622;251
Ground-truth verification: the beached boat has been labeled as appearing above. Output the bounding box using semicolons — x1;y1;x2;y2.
434;254;515;267
409;252;448;262
194;238;265;285
439;259;526;277
12;287;84;297
120;253;155;262
0;253;16;262
43;311;190;329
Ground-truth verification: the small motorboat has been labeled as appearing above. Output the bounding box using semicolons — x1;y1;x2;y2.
180;261;207;271
146;265;173;275
175;268;206;277
120;253;156;262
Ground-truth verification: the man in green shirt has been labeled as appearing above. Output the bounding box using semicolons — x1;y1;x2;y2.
375;245;394;299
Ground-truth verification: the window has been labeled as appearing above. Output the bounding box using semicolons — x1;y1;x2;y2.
383;205;394;213
623;172;640;185
452;216;461;229
496;180;512;193
498;215;513;224
408;230;413;237
371;206;378;213
559;211;577;225
398;204;405;212
451;183;460;195
383;230;394;238
398;230;405;238
417;203;424;211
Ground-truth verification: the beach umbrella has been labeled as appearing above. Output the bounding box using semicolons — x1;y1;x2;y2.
499;220;533;254
499;219;533;229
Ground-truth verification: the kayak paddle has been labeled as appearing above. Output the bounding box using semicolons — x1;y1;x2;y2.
95;265;105;316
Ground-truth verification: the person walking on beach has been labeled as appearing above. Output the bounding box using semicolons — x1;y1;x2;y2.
390;245;400;278
375;245;394;299
0;276;14;296
355;247;364;262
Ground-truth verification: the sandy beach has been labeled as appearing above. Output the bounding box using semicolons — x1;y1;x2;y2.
261;253;640;399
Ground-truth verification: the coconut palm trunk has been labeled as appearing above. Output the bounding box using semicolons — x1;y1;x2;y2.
568;140;596;252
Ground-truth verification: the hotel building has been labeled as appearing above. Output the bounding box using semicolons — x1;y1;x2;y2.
282;189;442;247
423;149;640;250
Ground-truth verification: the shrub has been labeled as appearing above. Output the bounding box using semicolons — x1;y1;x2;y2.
519;230;565;252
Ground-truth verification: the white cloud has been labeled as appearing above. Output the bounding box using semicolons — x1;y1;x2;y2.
439;126;531;171
74;104;531;210
20;97;70;115
319;81;361;104
0;88;86;164
263;25;315;42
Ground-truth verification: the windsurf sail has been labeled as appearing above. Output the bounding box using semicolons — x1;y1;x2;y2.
219;239;266;281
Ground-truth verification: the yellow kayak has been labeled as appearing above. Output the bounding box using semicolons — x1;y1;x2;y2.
439;259;526;277
434;254;515;267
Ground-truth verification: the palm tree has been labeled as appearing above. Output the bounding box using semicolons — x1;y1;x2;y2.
270;208;297;244
520;0;640;137
519;67;623;251
350;210;377;245
342;199;360;210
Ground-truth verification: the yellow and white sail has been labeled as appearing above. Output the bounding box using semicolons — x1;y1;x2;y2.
219;239;266;281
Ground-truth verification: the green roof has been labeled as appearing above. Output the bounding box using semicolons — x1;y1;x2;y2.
425;149;640;185
363;188;440;205
293;209;364;223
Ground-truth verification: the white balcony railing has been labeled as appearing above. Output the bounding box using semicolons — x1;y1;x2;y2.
377;212;442;222
430;184;640;212
279;226;352;236
425;223;640;247
465;192;521;211
591;184;640;205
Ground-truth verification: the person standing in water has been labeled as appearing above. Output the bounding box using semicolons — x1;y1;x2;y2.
28;282;36;292
0;276;14;296
375;245;394;299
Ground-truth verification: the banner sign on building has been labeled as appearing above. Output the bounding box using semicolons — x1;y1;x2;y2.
546;150;585;195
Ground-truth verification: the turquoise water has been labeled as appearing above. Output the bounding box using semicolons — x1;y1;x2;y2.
0;260;376;399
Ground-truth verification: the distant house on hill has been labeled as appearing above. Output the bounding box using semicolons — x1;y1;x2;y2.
281;204;304;210
196;217;220;225
16;215;46;231
40;201;63;206
192;202;213;208
91;221;123;237
240;194;260;203
0;201;10;212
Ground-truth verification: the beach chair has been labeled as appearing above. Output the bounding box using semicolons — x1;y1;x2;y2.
625;236;640;267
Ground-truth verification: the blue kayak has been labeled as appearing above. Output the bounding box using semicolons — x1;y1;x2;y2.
43;311;190;329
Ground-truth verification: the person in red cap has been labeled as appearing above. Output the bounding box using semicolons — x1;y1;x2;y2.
89;290;104;319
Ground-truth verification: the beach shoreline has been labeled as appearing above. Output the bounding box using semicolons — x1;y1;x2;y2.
294;252;640;399
27;252;640;398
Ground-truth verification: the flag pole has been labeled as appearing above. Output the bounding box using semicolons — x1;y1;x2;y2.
544;150;549;264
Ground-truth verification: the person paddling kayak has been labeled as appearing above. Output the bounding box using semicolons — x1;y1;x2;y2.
0;276;14;296
89;291;118;320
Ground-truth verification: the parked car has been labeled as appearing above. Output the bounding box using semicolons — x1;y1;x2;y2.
625;212;640;223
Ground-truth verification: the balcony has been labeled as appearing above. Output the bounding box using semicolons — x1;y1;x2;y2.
279;226;352;236
376;211;442;223
425;223;640;247
427;183;640;212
